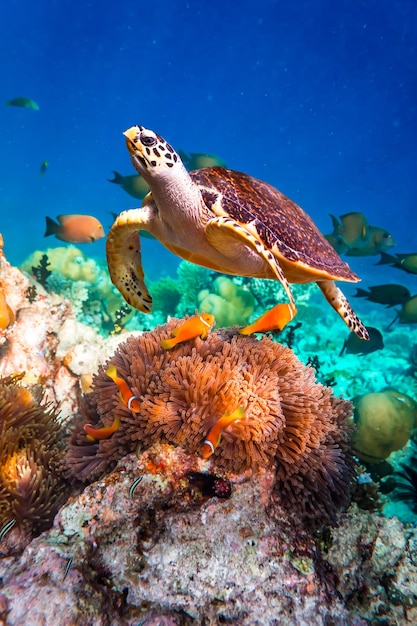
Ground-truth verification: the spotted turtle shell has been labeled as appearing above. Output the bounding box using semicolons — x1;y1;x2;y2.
190;166;357;281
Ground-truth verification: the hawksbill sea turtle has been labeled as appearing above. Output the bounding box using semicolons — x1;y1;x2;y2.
106;125;369;340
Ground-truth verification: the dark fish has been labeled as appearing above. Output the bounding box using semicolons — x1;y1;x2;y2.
388;295;417;328
346;226;396;256
178;149;227;170
40;160;48;175
108;171;150;199
353;284;411;307
340;326;384;356
6;96;39;110
377;252;417;275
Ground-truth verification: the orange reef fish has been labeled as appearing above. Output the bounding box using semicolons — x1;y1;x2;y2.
160;312;215;349
44;214;105;243
84;415;121;441
6;96;39;110
201;407;245;458
0;288;14;330
239;303;295;335
106;364;141;412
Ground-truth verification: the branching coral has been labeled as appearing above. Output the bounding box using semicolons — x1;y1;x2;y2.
66;318;354;526
0;374;68;536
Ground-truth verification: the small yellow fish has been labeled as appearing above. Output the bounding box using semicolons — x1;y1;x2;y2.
238;303;295;335
201;407;245;458
160;312;215;349
44;214;105;243
6;96;39;110
106;364;141;412
84;415;121;441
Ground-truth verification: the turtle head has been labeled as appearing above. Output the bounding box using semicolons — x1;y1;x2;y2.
123;126;182;182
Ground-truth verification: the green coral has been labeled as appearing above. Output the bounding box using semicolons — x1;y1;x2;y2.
175;261;213;315
150;276;182;317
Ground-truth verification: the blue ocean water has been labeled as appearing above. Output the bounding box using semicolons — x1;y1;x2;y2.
1;0;416;289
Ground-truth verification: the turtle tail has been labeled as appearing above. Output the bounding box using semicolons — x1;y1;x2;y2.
106;209;153;313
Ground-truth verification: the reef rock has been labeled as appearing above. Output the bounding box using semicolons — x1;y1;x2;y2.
1;447;417;625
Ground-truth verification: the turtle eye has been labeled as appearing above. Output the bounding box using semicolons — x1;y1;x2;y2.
141;134;157;147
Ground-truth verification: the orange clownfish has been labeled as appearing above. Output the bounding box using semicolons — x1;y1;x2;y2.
201;406;245;458
238;303;296;335
84;415;121;441
160;312;215;350
0;288;14;331
105;364;141;412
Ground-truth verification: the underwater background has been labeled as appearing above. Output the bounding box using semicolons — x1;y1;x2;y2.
1;0;416;277
2;2;417;622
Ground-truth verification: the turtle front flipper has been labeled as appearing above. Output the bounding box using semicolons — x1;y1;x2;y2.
106;209;153;313
318;280;369;340
205;216;297;330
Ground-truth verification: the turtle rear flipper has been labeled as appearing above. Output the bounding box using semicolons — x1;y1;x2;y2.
318;280;369;340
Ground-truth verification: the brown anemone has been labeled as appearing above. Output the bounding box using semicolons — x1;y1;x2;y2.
66;318;354;524
0;374;69;536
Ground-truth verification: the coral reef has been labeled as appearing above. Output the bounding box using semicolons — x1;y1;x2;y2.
149;276;182;318
353;389;417;463
1;451;417;625
21;245;133;333
0;235;132;421
66;317;354;526
175;261;213;315
198;275;255;327
2;234;417;623
0;373;69;543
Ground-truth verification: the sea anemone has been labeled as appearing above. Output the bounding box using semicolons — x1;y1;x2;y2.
66;318;355;525
0;373;68;536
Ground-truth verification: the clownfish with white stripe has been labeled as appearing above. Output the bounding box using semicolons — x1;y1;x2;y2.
201;407;245;458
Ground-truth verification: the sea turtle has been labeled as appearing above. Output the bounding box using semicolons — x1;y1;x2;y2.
107;125;369;339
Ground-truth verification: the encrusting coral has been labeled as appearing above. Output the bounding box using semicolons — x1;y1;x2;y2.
353;389;417;463
0;373;69;537
66;317;355;525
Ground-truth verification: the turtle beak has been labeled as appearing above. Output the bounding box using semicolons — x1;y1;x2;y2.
123;127;140;154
